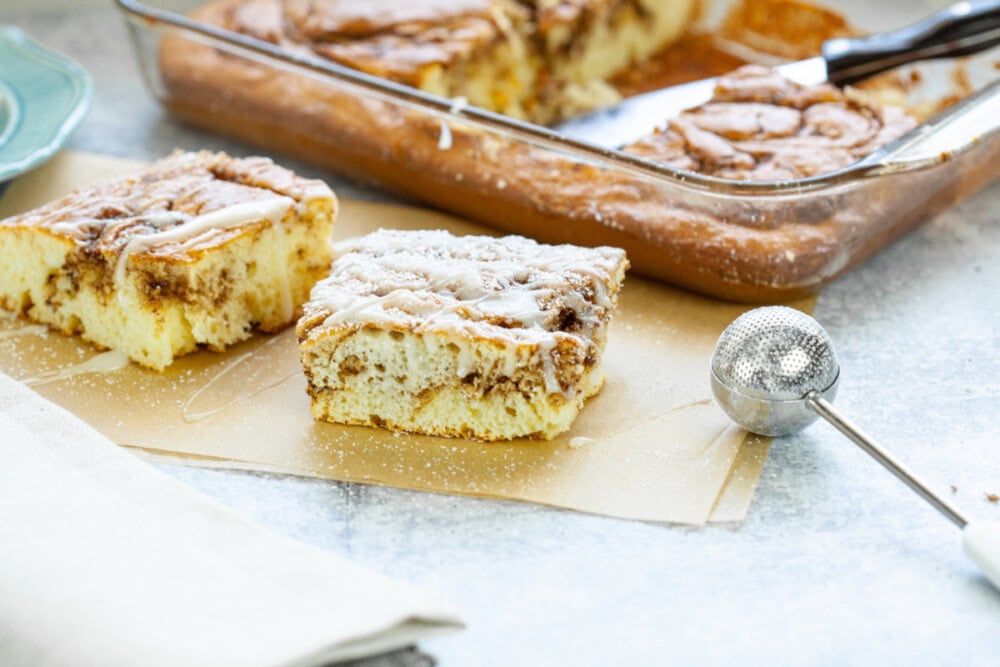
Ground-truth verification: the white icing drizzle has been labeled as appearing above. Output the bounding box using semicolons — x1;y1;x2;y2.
569;436;596;449
22;349;130;387
438;120;453;150
456;343;477;378
537;337;559;394
5;152;333;251
113;196;295;287
0;324;48;340
181;349;255;423
308;230;625;396
140;210;183;229
46;211;183;239
181;335;296;423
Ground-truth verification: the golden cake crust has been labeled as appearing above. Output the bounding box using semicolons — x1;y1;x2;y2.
3;150;332;257
282;0;514;84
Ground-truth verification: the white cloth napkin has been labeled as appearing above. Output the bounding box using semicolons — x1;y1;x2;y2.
0;372;463;667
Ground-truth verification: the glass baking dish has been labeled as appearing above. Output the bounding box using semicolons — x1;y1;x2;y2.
116;0;1000;302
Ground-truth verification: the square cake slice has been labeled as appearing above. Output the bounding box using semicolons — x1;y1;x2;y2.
296;229;628;441
0;151;337;370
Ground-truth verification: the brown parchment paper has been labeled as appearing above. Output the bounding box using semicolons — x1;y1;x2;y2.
0;152;814;525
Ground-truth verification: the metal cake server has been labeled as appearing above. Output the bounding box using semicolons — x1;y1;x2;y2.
555;0;1000;148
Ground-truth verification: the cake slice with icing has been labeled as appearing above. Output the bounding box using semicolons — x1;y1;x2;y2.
0;151;337;370
296;229;628;441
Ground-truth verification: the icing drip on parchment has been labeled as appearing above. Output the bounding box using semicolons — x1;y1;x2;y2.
181;334;299;423
22;349;131;387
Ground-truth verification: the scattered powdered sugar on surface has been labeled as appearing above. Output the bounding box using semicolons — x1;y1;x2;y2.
569;436;595;449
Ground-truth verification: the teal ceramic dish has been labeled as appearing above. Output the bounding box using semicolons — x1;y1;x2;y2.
0;26;93;182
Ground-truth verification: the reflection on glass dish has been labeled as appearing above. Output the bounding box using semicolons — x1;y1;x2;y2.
0;26;93;183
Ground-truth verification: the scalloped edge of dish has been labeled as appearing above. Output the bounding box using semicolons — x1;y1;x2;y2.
0;26;93;183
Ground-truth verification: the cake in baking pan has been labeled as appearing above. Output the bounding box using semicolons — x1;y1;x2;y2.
296;229;629;440
175;0;696;124
0;151;337;370
622;65;918;180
